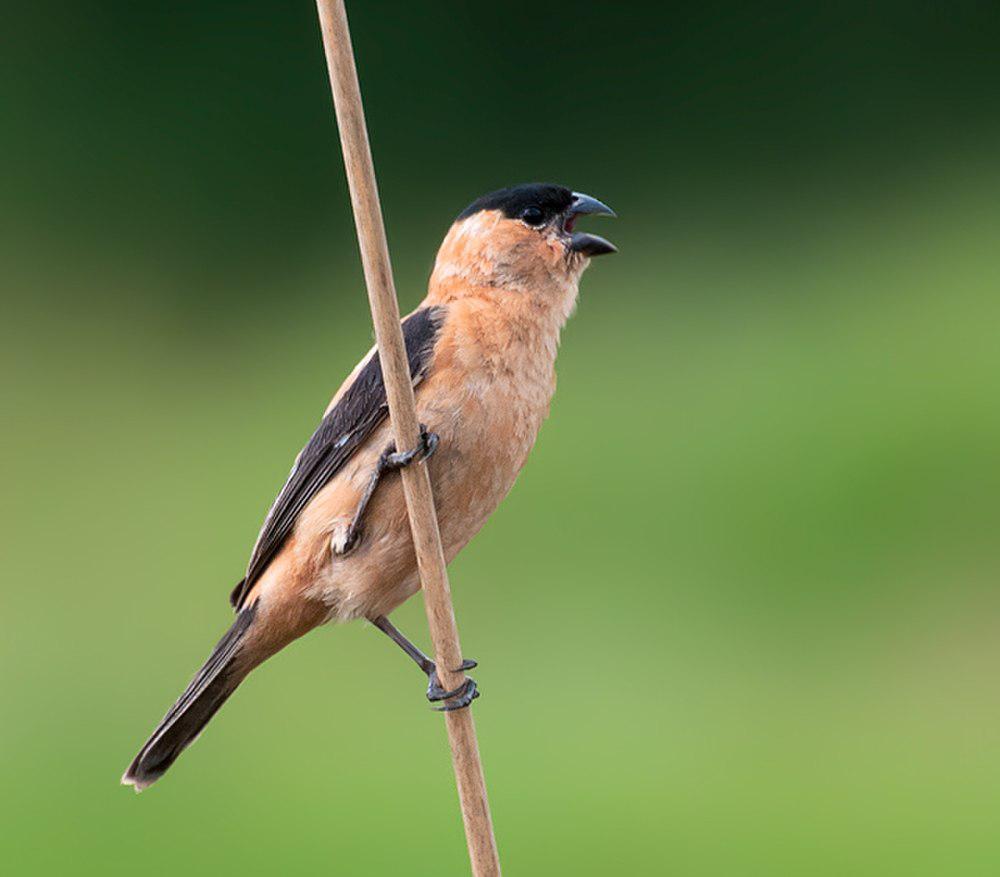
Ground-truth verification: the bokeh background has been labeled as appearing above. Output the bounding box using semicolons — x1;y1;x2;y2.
4;2;1000;874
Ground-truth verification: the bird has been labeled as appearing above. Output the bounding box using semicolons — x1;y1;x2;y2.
122;183;616;791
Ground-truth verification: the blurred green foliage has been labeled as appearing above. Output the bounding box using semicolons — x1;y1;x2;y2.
3;2;1000;874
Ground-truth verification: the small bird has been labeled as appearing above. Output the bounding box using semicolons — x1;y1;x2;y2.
123;183;615;790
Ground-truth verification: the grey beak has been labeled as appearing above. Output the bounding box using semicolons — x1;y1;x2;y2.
567;191;617;256
569;192;616;218
569;232;617;256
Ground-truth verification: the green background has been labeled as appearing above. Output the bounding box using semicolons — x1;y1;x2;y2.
4;2;1000;874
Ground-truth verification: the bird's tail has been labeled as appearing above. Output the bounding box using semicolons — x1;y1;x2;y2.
122;601;259;791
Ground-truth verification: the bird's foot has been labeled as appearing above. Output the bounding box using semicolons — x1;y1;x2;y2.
426;659;479;711
383;426;439;470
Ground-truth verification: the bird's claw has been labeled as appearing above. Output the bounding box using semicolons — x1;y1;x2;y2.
434;679;479;712
335;528;361;556
428;676;480;712
383;426;439;470
426;660;480;711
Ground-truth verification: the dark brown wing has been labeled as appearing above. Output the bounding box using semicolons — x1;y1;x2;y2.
229;306;445;610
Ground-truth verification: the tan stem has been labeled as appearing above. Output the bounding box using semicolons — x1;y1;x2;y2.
313;2;501;874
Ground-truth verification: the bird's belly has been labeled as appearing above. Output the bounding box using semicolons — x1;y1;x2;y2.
308;375;548;621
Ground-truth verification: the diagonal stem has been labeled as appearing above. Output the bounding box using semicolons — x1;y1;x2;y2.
313;2;501;874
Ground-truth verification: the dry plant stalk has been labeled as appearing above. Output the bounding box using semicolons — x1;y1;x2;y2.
313;1;501;873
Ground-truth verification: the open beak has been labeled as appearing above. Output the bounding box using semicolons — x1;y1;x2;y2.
565;192;617;256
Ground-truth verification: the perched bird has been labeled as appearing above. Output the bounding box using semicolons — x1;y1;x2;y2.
123;183;615;790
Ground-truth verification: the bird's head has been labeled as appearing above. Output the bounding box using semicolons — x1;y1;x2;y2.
429;183;615;298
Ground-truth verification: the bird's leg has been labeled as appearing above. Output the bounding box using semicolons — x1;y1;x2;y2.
371;615;479;711
336;427;439;555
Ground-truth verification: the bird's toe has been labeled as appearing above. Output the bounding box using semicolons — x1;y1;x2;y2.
432;678;479;712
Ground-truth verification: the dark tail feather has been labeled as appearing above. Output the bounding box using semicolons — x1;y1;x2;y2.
122;601;259;791
229;576;248;609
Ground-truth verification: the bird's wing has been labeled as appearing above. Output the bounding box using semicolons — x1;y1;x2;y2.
229;306;445;610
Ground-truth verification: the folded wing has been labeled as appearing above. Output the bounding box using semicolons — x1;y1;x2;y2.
230;306;445;610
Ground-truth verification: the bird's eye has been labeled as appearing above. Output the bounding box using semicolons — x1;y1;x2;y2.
521;206;545;226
